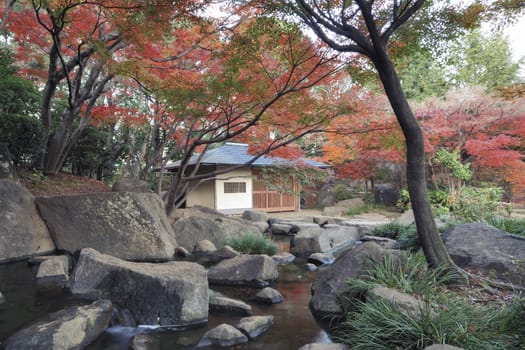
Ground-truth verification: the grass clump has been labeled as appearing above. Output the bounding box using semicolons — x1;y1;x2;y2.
370;222;420;251
337;252;525;350
224;234;278;256
486;216;525;237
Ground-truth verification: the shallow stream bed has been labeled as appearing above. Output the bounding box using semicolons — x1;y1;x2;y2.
0;257;335;349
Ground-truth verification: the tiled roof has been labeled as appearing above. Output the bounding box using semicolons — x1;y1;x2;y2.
165;142;330;169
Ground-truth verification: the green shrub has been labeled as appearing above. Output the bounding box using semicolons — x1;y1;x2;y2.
0;114;43;165
486;216;525;237
224;234;278;255
452;186;504;222
333;183;353;201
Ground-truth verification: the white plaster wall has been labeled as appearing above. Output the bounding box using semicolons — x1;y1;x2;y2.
215;166;253;211
186;178;215;209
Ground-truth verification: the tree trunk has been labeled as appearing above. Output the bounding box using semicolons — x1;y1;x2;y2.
372;51;455;269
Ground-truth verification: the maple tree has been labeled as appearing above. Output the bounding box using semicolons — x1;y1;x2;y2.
417;87;525;202
1;0;205;175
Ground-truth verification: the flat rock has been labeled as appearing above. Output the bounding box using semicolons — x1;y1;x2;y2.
193;240;217;254
423;345;464;350
322;206;346;217
361;235;398;249
272;252;296;265
208;254;278;287
197;323;248;347
0;180;55;263
36;192;177;261
291;225;359;257
308;252;336;266
368;286;431;320
4;299;112;350
70;248;208;326
254;287;283;304
209;294;252;316
270;223;293;235
36;255;70;290
298;343;349;350
236;315;274;339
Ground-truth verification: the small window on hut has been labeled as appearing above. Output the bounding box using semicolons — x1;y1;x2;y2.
224;182;246;193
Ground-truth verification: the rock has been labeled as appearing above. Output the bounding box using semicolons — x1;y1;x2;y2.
36;192;177;261
112;177;153;193
208;254;278;287
322;206;346;217
254;287;283;304
36;255;70;290
442;223;525;285
171;206;261;250
291;225;359;257
70;248;208;326
289;222;321;234
397;209;415;225
197;323;248;347
193;240;217;254
373;183;399;206
194;244;240;264
252;221;270;233
272;252;296;265
305;263;318;271
0;291;4;304
310;242;385;317
361;235;398;249
368;286;432;320
130;334;160;350
242;210;268;223
298;343;349;350
336;198;366;209
4;299;113;350
0;180;55;263
0;143;16;179
174;246;190;259
423;345;464;350
308;252;336;265
270;223;293;235
236;315;274;339
209;293;252;316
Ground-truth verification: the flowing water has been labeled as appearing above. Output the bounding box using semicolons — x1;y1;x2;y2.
0;250;336;349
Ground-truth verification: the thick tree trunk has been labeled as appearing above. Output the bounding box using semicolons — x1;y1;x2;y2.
372;51;455;269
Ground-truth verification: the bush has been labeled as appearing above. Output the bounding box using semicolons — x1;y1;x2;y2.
224;234;278;255
333;183;353;201
0;113;43;165
370;222;420;251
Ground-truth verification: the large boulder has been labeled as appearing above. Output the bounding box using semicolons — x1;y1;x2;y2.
208;254;278;287
0;180;55;263
291;226;359;257
3;299;113;350
310;242;385;317
170;206;261;250
442;223;525;285
70;248;208;326
36;192;177;261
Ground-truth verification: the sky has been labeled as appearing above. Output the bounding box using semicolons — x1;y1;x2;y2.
505;15;525;61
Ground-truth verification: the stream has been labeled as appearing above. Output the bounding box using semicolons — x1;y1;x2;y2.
0;249;336;349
